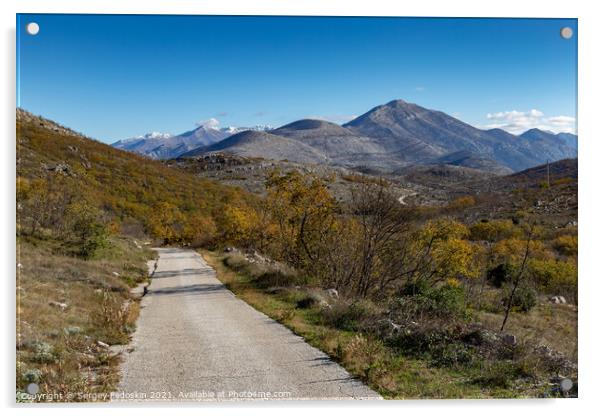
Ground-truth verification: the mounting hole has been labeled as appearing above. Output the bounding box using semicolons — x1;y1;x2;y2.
26;22;40;36
560;27;573;40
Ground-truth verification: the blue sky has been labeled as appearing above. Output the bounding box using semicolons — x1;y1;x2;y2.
17;15;577;142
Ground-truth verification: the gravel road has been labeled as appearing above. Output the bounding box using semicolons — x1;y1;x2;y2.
114;248;381;401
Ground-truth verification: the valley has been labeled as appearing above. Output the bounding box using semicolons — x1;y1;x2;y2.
17;107;578;401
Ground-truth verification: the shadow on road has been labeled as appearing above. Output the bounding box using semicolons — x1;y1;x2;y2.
149;283;227;296
152;268;211;279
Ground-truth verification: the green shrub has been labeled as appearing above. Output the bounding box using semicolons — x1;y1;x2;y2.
79;223;110;259
396;282;468;321
322;300;378;332
502;285;537;312
430;342;477;368
66;201;110;258
28;341;55;363
22;368;42;383
473;359;538;388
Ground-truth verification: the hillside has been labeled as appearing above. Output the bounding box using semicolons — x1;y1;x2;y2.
17;108;253;238
182;130;330;164
498;158;578;189
16;110;578;401
17;109;261;400
169;152;412;202
344;100;576;171
432;150;513;175
112;122;273;160
112;127;229;160
178;99;576;174
271;119;402;170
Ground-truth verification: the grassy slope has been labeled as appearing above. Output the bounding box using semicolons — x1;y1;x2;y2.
16;236;155;402
478;305;577;362
201;250;542;399
17;112;250;226
16;111;577;400
15;111;250;401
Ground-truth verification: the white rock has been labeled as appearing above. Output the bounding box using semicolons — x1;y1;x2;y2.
49;301;68;311
325;288;339;299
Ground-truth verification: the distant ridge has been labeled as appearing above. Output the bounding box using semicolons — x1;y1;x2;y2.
182;130;329;164
112;123;272;160
106;99;577;172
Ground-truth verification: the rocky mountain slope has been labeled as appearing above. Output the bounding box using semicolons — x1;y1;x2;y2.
112;122;272;160
344;100;576;171
180;100;576;173
183;130;329;164
431;150;513;175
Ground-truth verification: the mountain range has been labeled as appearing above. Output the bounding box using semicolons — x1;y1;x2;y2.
112;122;272;160
113;99;577;173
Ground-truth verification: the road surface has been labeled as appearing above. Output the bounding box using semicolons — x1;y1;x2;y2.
398;191;417;206
114;248;381;401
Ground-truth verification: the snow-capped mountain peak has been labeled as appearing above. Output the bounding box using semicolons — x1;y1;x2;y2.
112;120;273;160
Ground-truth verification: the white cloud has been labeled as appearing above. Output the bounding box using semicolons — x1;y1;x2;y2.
484;109;576;134
196;118;220;129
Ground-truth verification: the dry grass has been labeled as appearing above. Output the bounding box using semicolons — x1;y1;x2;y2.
16;236;154;402
478;303;577;362
201;249;544;399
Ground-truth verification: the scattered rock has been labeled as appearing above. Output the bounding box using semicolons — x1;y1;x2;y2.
96;340;110;349
389;320;402;334
325;288;339;299
549;295;567;304
49;301;68;311
42;162;73;176
536;345;578;373
112;272;120;277
501;333;517;346
245;250;267;264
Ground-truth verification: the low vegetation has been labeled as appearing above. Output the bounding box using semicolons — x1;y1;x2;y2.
200;170;577;398
16;236;154;402
17;110;577;400
203;250;574;398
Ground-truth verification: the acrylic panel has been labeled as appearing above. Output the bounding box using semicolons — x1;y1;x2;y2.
16;14;578;402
